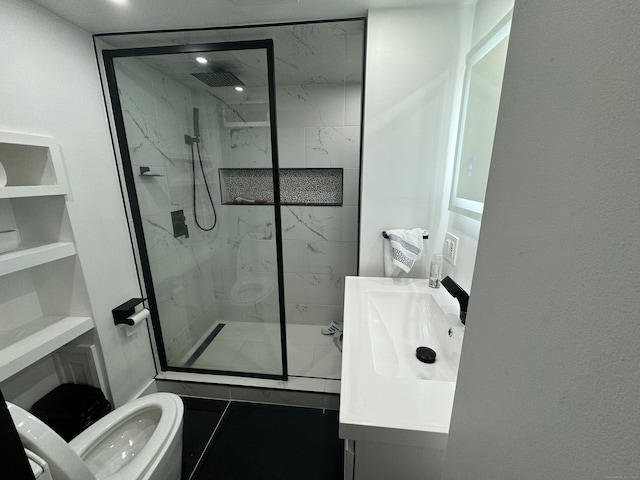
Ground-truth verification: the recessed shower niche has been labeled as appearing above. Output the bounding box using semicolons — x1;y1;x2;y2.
220;168;343;205
98;19;364;387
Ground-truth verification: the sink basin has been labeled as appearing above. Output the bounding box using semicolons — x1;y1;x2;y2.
340;276;464;447
367;290;462;381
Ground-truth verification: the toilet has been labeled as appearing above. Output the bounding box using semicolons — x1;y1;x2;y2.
25;449;53;480
229;236;277;307
8;392;183;480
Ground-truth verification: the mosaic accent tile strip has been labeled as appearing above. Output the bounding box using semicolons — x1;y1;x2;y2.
220;168;343;206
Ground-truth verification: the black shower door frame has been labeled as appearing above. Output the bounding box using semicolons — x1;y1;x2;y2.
102;39;288;381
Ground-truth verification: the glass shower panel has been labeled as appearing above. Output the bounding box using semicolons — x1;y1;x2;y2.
107;42;286;379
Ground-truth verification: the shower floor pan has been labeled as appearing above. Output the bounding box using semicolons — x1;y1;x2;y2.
178;321;342;380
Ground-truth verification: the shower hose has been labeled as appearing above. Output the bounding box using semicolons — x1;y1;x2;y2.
190;140;217;231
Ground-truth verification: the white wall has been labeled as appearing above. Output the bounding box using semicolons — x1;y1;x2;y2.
0;0;155;406
443;1;640;478
359;6;473;278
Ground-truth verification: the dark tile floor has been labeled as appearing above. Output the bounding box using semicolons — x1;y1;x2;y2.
181;396;343;480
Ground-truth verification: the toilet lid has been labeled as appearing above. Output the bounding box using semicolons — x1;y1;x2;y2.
8;402;95;480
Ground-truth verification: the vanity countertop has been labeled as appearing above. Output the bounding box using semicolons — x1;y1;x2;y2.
339;276;463;448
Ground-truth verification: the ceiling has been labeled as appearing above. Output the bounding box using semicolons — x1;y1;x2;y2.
31;0;466;35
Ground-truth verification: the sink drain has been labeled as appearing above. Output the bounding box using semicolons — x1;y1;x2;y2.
416;346;436;364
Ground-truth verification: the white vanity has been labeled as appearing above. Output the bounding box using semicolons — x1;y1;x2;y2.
339;276;464;480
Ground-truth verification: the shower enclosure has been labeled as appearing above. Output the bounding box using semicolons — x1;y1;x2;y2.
104;40;286;379
99;20;364;384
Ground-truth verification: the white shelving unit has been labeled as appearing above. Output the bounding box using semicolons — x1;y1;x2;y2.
0;131;95;384
0;315;93;382
0;242;76;276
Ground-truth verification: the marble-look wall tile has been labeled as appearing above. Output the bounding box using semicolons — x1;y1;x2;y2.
155;278;188;337
140;211;179;262
285;303;344;326
341;206;359;242
282;240;309;273
188;312;213;345
222;206;276;244
168;182;191;211
155;280;191;361
273;81;361;327
134;170;170;216
282;239;356;276
276;127;305;167
306;240;358;276
152;74;192;128
228;128;272;168
114;59;157;122
304;126;360;167
283;272;344;306
281;206;343;242
342;168;360;207
273;23;356;87
122;113;167;168
277;85;346;128
166;326;192;364
345;31;365;83
154;103;191;149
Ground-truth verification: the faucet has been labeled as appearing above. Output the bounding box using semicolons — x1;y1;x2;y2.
441;276;469;325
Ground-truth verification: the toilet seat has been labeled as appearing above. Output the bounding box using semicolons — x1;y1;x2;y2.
70;393;183;480
8;392;183;480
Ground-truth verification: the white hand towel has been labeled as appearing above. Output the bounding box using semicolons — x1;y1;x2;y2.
386;228;426;274
383;240;400;277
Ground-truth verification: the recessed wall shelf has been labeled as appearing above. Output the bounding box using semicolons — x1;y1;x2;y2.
0;185;67;198
220;168;343;206
0;242;76;276
0;131;96;393
0;131;67;190
0;315;93;383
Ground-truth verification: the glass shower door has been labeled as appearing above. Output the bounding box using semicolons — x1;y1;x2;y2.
104;40;287;379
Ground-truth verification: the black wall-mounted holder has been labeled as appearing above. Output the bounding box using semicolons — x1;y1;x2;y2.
112;298;146;326
139;166;164;177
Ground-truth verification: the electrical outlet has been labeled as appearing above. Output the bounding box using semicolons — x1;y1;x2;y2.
444;232;459;266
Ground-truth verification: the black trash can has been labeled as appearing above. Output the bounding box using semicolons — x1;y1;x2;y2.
31;384;112;441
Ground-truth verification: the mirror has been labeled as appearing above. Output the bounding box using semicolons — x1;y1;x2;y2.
450;11;511;221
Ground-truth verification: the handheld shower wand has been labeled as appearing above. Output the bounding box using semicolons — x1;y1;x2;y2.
185;107;217;231
184;107;200;145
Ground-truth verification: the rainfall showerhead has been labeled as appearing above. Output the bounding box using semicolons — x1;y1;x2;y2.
191;69;245;88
